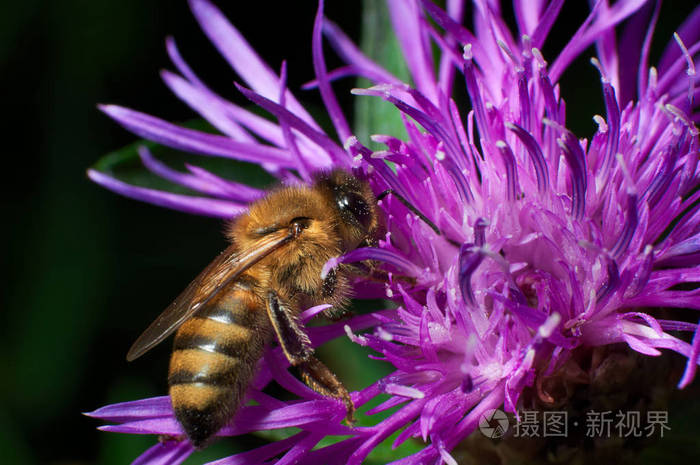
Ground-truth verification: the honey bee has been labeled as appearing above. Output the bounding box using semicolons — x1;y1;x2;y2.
126;170;378;448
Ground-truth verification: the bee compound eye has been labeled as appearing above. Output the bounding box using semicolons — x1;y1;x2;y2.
289;217;312;235
337;192;372;230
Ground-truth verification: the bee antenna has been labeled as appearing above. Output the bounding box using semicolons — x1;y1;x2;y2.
376;189;444;238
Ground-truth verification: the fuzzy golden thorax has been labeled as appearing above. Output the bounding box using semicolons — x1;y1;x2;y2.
225;171;377;305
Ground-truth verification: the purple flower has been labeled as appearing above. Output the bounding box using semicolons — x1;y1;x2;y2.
88;0;700;463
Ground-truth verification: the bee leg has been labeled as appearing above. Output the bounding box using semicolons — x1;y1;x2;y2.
265;291;355;424
320;266;351;321
158;434;185;444
347;261;417;287
297;357;355;425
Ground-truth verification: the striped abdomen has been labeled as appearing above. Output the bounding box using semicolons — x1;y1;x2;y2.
168;279;270;448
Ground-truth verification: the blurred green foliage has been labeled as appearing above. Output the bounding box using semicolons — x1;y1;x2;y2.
354;0;411;148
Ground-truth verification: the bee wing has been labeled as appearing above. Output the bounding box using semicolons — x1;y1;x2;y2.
126;229;295;361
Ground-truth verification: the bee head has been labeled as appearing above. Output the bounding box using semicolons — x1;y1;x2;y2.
228;170;378;256
314;170;378;250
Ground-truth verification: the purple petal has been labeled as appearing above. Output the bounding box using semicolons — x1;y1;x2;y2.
87;169;244;218
636;1;662;99
165;36;203;87
610;193;639;259
305;437;365;465
277;61;314;181
275;432;324;465
552;122;587;219
100;417;182;435
419;0;486;66
220;400;351;435
529;0;564;49
656;41;700;98
626;289;700;310
513;0;545;38
300;304;332;322
658;320;698;332
165;39;307;152
655;235;700;267
329;247;425;277
184;164;264;203
679;320;700;388
620;312;664;336
388;0;438;104
235;84;347;167
133;441;193;465
208;433;305;465
323;20;403;86
550;0;649;82
599;79;621;176
506;122;549;193
312;1;351;142
596;259;621;305
160;70;256;142
354;85;466;170
657;5;700;76
617;0;658;105
138;146;260;201
462;48;494;147
348;400;426;465
622;333;662;356
644;144;679;209
495;140;519;201
84;396;172;422
384;383;425;399
188;0;320;129
302;65;393;89
99;104;294;166
459;244;484;305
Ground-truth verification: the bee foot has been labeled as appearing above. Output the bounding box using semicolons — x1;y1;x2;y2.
158;433;186;444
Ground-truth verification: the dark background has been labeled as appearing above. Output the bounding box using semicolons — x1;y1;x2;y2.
2;1;698;464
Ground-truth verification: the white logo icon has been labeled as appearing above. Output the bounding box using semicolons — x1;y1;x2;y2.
478;409;509;438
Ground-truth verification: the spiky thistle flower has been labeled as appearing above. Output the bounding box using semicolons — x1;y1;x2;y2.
87;0;700;463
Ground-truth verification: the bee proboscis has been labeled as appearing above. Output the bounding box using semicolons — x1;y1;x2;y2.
126;170;379;448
